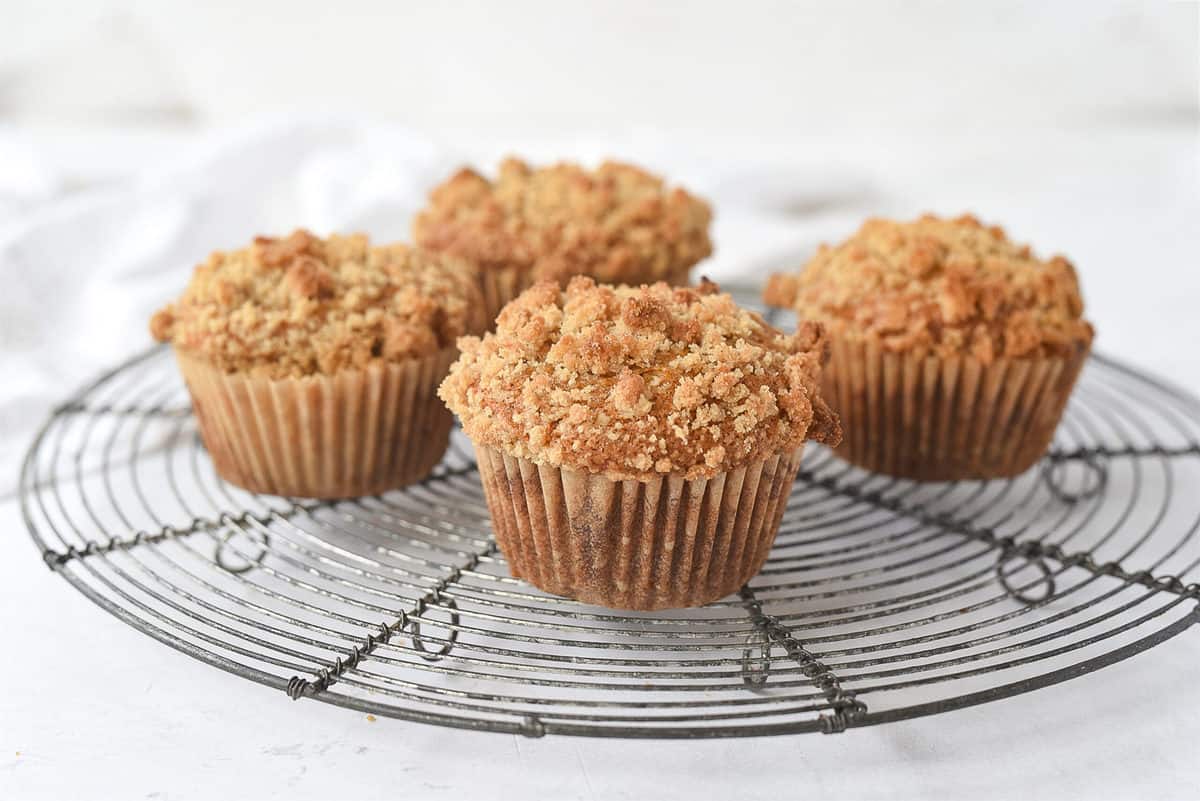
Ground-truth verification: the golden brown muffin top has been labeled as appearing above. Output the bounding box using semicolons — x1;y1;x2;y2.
764;214;1093;362
150;230;484;379
439;277;841;481
412;157;714;285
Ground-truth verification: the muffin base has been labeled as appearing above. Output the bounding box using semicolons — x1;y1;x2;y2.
475;446;803;610
479;264;694;325
176;348;457;498
825;337;1089;481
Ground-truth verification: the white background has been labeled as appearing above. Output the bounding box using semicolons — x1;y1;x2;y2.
2;2;1199;800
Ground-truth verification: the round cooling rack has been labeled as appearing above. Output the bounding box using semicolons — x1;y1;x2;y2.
20;288;1200;739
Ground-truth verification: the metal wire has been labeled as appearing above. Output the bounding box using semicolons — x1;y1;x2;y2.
20;285;1200;738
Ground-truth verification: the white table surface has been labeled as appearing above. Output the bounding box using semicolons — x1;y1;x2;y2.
3;123;1199;800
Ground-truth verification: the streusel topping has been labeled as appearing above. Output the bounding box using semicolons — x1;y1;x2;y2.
764;214;1093;362
439;277;841;481
151;230;483;378
413;158;713;285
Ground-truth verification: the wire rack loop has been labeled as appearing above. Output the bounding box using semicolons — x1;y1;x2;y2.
741;630;773;688
214;528;270;575
1041;450;1108;503
739;586;867;732
409;598;460;661
995;548;1057;606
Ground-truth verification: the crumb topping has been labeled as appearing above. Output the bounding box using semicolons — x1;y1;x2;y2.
412;157;714;285
150;230;484;378
439;277;841;481
764;214;1093;362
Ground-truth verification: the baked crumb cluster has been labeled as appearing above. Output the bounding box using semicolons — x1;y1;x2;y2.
151;230;483;378
764;214;1093;362
439;277;841;480
413;158;713;285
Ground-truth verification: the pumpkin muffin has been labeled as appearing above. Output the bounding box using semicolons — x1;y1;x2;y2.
151;230;484;498
439;276;841;610
413;157;713;321
764;214;1094;481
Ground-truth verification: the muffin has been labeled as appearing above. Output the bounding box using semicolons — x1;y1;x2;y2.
764;214;1094;481
151;230;484;498
439;277;841;610
413;157;713;321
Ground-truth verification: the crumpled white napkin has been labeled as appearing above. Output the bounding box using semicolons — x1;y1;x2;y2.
0;117;873;496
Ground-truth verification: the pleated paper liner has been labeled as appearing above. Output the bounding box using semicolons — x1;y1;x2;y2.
824;336;1089;481
478;264;695;326
478;266;530;325
475;445;804;610
175;347;457;499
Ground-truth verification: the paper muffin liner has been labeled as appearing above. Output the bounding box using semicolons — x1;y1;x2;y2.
479;264;695;325
478;266;532;325
175;347;458;498
824;336;1089;481
474;445;804;610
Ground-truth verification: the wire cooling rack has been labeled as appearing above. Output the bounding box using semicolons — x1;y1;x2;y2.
20;286;1200;738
